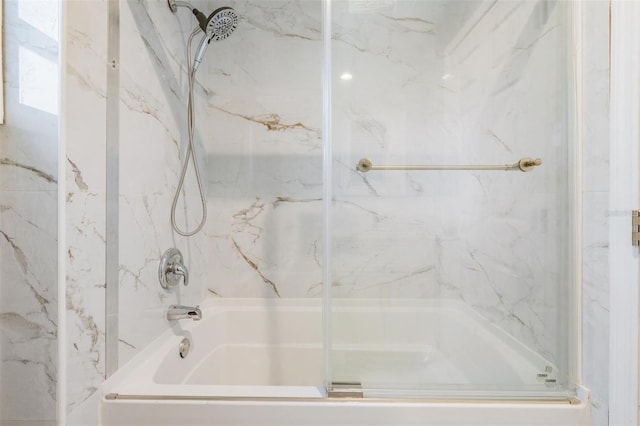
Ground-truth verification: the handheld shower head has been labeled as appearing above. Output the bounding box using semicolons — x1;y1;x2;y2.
195;7;238;40
191;7;238;71
169;2;239;236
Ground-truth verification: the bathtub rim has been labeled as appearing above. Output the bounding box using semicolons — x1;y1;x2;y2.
101;387;591;426
104;392;583;405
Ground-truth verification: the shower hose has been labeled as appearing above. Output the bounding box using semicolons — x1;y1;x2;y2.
171;27;208;237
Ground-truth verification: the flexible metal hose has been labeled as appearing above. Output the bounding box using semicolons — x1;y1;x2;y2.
171;27;208;236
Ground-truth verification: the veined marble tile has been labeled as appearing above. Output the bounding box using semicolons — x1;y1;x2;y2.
0;191;57;313
0;1;59;423
0;191;57;423
65;190;106;412
120;0;211;160
123;0;210;83
64;0;107;193
118;192;207;365
206;150;322;199
64;0;108;415
206;0;322;155
117;0;210;366
64;0;219;409
331;196;437;298
207;196;322;298
203;0;323;299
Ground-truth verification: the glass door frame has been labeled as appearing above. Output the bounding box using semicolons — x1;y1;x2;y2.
321;0;583;400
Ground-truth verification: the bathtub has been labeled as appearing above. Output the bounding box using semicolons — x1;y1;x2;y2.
101;297;590;425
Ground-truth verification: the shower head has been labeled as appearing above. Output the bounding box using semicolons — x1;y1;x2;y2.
194;7;239;41
192;6;238;71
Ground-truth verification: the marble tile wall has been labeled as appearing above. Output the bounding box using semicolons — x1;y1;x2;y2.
65;0;212;414
64;0;107;414
205;0;324;298
0;0;59;423
117;0;208;367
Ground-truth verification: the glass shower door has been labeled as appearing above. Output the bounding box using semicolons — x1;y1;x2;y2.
328;0;575;398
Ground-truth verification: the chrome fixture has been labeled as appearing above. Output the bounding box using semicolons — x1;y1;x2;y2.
356;157;542;173
158;248;189;289
167;0;193;12
168;1;239;237
633;210;640;247
179;337;192;358
191;7;238;70
328;382;364;399
167;1;239;70
167;305;202;321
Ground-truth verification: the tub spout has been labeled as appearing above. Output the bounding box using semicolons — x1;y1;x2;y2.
167;305;202;321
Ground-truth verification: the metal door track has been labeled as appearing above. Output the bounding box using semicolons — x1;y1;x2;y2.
328;382;363;398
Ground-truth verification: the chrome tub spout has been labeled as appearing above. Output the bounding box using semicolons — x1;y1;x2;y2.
167;305;202;321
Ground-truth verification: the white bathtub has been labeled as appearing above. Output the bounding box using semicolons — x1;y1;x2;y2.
101;298;590;425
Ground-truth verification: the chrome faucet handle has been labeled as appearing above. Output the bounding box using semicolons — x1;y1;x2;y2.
172;262;189;287
159;248;189;289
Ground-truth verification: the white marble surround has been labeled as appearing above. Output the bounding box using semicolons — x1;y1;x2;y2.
117;0;209;367
0;0;59;424
205;0;323;298
64;0;108;414
60;0;611;422
64;0;211;413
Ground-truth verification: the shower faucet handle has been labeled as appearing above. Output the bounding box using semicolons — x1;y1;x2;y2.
172;262;189;287
159;248;189;289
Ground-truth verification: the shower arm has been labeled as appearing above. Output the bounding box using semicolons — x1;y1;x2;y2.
168;0;194;13
356;157;542;173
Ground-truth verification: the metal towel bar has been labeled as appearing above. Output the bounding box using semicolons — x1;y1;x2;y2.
356;157;542;173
